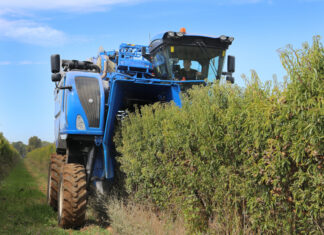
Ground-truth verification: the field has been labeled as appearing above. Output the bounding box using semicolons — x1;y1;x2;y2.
0;37;323;234
114;36;324;233
0;144;187;234
0;145;111;235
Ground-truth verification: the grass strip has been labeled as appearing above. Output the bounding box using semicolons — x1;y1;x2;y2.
0;160;110;235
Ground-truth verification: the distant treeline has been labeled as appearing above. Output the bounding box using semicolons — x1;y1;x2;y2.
12;136;52;158
0;133;20;181
0;134;52;181
115;36;323;233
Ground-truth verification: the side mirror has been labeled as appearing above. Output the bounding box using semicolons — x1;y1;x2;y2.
51;54;60;73
52;73;62;82
227;55;235;73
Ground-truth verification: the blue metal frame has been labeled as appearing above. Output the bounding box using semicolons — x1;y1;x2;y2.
102;77;184;178
54;37;225;182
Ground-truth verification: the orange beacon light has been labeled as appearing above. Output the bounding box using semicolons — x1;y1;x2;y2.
180;27;186;34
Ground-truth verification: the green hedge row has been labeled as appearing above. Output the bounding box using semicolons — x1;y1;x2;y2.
25;144;55;177
0;133;20;181
115;36;323;233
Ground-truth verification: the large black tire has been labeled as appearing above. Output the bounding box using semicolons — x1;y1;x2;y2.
47;154;67;210
58;163;87;228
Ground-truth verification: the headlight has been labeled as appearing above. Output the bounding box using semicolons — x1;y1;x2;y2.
168;31;175;37
176;32;184;37
76;115;86;130
220;35;227;41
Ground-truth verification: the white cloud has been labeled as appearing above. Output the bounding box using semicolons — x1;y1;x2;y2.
0;0;145;12
0;61;48;65
0;18;67;46
0;61;11;65
19;61;33;65
300;0;321;1
228;0;262;3
215;0;273;5
19;61;47;65
0;0;148;46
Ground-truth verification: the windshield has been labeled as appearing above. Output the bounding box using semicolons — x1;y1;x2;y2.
152;45;225;81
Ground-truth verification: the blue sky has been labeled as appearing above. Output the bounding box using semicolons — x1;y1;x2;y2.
0;0;323;143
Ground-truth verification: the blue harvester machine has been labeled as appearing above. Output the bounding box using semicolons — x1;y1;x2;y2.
48;29;235;228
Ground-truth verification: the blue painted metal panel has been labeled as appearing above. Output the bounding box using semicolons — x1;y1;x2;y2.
92;147;105;179
54;71;105;146
117;43;152;78
102;78;183;179
63;71;105;134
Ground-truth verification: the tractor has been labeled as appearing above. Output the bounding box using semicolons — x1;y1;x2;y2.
47;28;235;228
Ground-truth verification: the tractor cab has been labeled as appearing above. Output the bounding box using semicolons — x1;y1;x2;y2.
148;29;235;83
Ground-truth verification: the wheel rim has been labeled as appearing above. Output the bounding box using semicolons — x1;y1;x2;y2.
58;177;63;218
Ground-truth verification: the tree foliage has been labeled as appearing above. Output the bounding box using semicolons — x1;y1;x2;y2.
28;136;42;152
0;133;20;181
115;37;324;233
12;141;27;157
